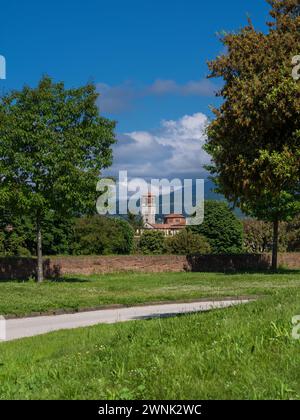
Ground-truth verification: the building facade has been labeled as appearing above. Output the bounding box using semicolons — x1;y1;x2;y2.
138;194;186;237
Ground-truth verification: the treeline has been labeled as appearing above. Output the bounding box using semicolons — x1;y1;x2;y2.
0;213;134;256
1;201;300;257
243;217;300;254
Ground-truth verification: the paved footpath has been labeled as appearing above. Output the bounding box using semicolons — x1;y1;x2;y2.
1;299;252;342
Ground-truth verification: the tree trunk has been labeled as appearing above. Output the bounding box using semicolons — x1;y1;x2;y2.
271;218;279;272
36;216;44;283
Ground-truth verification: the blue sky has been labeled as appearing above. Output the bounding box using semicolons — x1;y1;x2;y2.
1;0;271;180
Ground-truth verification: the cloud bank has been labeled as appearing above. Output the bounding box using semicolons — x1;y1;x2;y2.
106;112;211;179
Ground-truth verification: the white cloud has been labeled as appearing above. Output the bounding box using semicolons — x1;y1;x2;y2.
105;112;211;179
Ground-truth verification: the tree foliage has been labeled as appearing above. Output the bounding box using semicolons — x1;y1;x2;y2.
243;215;300;253
190;201;243;254
139;230;165;255
165;229;211;255
72;216;134;255
127;211;144;231
243;218;288;253
0;76;116;280
286;214;300;251
205;0;300;268
0;209;74;256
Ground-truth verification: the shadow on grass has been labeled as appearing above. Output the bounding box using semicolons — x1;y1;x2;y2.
222;268;300;276
186;254;300;275
0;257;92;283
47;277;91;283
130;305;247;322
0;277;90;283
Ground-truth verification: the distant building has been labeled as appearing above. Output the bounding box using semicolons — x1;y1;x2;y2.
141;193;156;225
138;193;186;237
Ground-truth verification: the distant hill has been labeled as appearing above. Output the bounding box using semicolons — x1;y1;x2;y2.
115;178;245;220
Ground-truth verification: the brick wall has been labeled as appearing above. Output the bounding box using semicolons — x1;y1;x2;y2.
276;253;300;269
0;253;300;280
47;255;187;276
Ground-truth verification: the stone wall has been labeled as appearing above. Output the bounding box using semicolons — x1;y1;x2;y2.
0;253;299;280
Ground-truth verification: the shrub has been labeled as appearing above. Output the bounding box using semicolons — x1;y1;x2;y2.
139;230;165;255
243;219;288;253
190;200;243;254
72;216;134;255
113;218;135;254
0;228;31;256
286;215;300;252
165;229;211;255
0;210;73;256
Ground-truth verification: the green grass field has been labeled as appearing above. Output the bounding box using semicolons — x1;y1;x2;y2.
1;271;300;317
0;274;300;400
0;272;300;399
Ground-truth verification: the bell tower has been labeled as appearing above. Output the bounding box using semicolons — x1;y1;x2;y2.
141;193;156;225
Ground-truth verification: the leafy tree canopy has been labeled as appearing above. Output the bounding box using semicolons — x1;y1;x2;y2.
72;216;134;255
0;76;116;280
165;229;211;255
190;201;243;254
205;0;300;268
139;230;165;255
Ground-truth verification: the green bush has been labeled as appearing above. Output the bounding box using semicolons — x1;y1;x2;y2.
242;216;300;253
165;229;211;255
286;215;300;252
0;210;73;256
190;200;243;254
0;227;32;256
139;230;165;255
72;216;134;255
0;231;5;255
0;212;134;256
243;219;288;253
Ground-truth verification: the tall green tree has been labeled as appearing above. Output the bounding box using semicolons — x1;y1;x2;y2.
205;0;300;270
190;201;243;254
0;76;116;281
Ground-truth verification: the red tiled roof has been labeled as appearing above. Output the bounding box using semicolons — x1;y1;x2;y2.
165;214;185;219
148;223;185;230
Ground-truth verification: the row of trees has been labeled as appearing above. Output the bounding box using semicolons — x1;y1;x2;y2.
0;214;134;256
243;216;300;253
2;196;300;258
0;201;245;257
0;1;299;277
